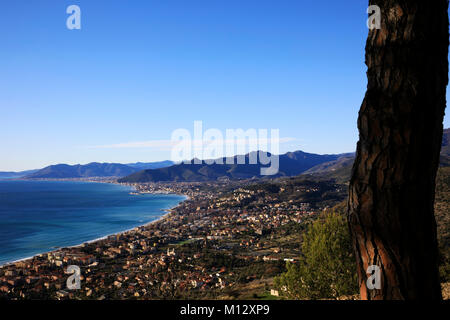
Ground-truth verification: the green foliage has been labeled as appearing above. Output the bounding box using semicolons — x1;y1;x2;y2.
274;212;358;299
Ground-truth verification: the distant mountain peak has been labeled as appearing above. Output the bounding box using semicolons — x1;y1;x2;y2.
23;160;174;179
118;150;352;183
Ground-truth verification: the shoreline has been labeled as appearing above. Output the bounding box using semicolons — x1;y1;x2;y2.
0;181;189;268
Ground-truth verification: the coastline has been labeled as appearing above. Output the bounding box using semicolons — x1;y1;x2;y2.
66;193;189;249
0;181;189;268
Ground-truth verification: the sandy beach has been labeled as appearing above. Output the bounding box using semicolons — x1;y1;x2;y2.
0;183;189;268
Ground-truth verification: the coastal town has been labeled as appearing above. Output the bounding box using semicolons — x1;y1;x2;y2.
0;178;347;300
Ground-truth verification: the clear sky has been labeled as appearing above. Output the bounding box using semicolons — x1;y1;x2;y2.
1;1;449;171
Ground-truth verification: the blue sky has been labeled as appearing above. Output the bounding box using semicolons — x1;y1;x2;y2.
1;1;449;171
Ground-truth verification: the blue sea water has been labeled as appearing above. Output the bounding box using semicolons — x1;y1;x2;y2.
0;180;186;266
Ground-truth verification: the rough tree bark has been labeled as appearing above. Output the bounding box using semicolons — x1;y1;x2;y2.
348;0;448;299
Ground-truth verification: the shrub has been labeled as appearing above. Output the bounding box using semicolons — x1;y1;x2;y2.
274;212;358;299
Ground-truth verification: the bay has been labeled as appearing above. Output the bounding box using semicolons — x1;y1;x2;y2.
0;180;185;265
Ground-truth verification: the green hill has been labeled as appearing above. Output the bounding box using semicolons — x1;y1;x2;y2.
302;128;450;183
302;155;355;184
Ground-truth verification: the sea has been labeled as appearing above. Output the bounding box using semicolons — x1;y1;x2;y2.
0;180;186;266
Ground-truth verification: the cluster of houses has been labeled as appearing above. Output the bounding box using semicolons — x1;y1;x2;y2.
0;180;335;299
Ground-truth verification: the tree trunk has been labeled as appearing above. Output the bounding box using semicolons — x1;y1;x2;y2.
348;0;448;300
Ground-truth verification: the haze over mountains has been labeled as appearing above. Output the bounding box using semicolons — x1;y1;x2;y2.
0;169;39;179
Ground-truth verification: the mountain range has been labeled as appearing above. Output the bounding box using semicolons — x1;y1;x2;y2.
0;169;39;179
302;128;450;183
120;128;449;183
2;128;448;181
118;151;353;183
0;161;175;180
